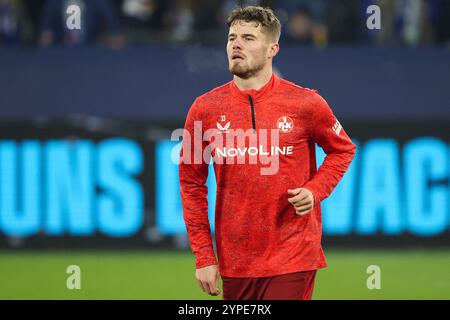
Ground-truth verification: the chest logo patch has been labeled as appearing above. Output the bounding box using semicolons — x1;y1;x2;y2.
217;115;231;133
277;116;294;133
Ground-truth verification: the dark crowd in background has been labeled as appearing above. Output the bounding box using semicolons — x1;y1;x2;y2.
1;0;450;49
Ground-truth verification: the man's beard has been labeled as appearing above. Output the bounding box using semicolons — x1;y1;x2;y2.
228;58;265;79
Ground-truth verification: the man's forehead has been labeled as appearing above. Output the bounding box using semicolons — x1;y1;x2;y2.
228;20;263;35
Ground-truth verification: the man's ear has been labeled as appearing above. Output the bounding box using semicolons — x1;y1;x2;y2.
268;43;280;59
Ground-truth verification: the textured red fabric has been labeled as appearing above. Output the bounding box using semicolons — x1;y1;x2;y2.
179;73;356;277
222;270;317;300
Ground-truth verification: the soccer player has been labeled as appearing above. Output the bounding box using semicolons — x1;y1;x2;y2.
179;6;356;300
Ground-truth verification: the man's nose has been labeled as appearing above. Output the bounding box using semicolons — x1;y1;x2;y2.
232;39;243;50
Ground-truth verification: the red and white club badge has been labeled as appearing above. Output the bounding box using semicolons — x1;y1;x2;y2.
277;116;294;133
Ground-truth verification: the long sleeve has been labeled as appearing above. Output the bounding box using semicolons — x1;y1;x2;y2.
179;99;217;269
303;93;356;203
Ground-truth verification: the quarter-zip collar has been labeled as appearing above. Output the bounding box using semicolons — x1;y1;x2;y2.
229;73;280;103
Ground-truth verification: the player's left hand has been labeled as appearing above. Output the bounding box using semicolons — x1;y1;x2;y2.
287;188;315;216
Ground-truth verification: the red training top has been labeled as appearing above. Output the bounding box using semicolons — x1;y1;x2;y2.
179;73;356;278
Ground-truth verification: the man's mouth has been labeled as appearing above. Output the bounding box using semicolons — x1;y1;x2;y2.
231;53;245;61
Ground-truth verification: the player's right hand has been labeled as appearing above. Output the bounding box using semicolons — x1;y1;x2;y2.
195;265;220;296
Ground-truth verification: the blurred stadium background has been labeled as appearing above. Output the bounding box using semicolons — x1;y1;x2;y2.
0;0;449;300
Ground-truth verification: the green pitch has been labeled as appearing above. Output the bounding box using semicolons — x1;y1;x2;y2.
0;249;449;299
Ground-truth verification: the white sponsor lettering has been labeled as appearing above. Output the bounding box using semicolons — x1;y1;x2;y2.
216;145;294;157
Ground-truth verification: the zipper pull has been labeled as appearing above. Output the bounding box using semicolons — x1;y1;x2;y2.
248;95;256;132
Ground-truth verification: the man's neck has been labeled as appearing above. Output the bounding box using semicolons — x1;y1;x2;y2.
233;66;273;91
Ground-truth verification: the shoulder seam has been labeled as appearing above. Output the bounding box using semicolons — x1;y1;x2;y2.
279;78;319;95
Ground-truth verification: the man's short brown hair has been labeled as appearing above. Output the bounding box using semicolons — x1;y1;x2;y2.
227;6;281;43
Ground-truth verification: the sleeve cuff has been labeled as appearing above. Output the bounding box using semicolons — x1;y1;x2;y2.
302;182;322;205
195;258;218;269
